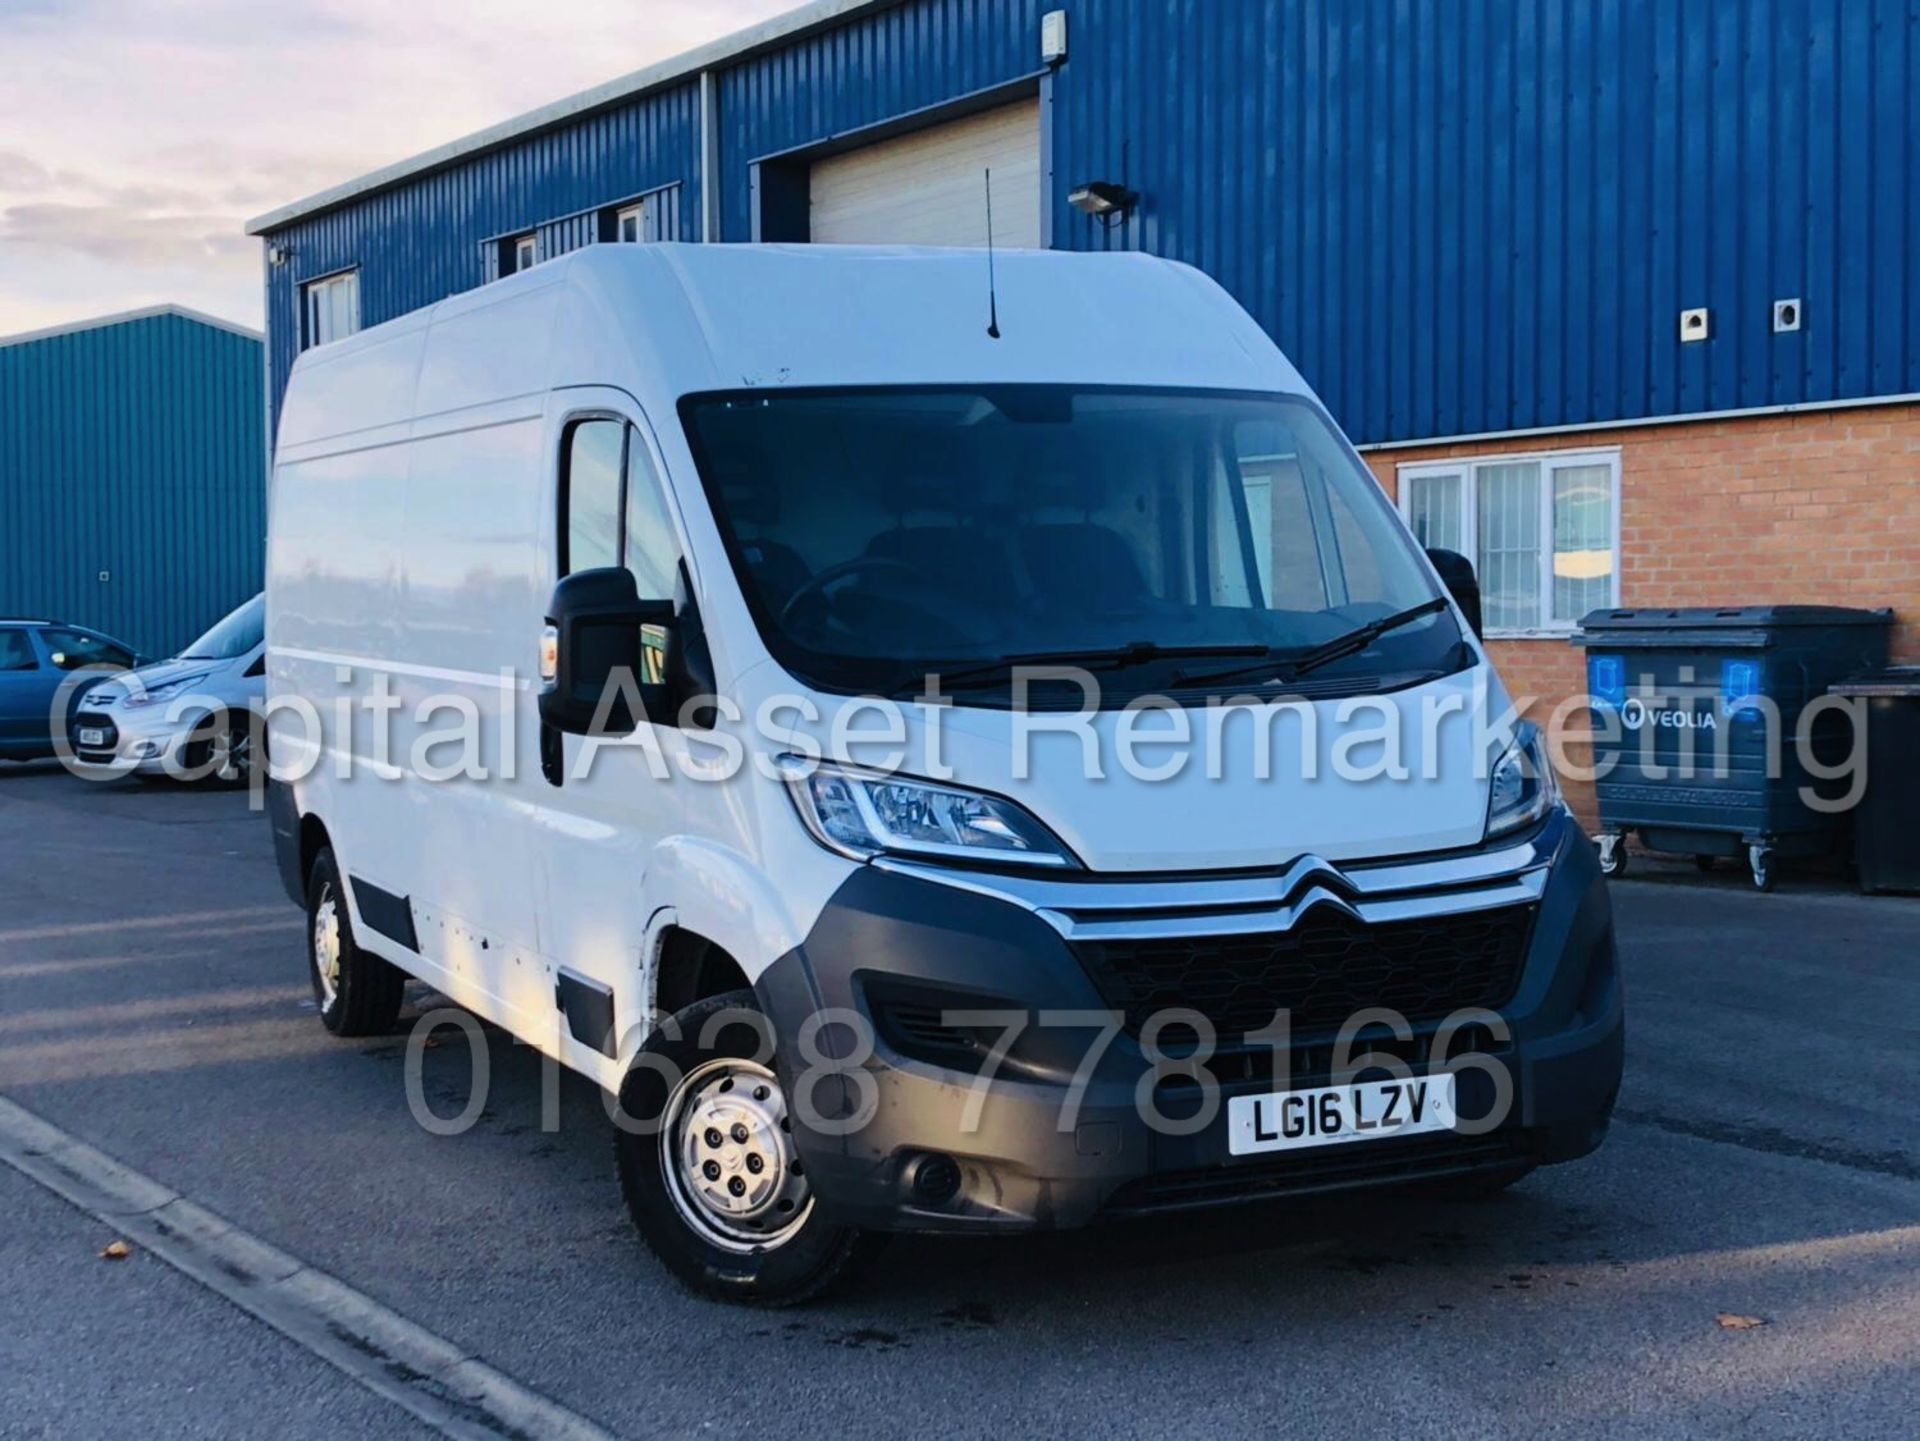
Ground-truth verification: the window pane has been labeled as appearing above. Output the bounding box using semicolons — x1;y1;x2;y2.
1223;416;1420;616
0;629;37;670
1405;472;1464;555
686;389;1454;693
1477;461;1541;631
41;630;127;671
1252;460;1329;611
305;273;358;347
1552;463;1615;622
564;421;625;574
624;432;679;599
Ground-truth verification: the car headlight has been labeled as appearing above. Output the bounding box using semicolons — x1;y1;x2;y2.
123;673;210;708
775;756;1079;869
1487;725;1559;838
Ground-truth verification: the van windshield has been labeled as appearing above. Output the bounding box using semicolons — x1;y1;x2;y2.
181;594;265;661
682;387;1464;703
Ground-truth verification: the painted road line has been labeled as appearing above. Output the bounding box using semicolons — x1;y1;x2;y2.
0;1094;620;1441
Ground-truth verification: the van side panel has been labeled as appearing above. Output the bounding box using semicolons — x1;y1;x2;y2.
269;281;569;1052
388;404;555;1040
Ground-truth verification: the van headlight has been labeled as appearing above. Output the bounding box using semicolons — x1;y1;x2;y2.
1486;726;1559;838
775;756;1079;869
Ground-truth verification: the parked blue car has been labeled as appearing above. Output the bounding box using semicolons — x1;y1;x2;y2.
0;620;139;761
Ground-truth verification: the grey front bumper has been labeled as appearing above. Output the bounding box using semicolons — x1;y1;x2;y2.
756;808;1623;1235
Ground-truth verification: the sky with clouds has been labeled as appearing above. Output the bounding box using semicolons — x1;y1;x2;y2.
0;0;793;336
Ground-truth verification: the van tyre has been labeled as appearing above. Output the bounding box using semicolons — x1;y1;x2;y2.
305;848;405;1036
615;988;881;1305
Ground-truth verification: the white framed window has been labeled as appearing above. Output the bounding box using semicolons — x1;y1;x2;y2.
1398;447;1621;635
510;233;538;273
301;269;360;350
609;188;679;244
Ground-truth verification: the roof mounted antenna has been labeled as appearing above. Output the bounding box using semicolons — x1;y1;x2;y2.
984;167;1001;339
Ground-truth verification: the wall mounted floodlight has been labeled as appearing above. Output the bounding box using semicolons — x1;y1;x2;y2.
1069;181;1139;223
268;245;293;267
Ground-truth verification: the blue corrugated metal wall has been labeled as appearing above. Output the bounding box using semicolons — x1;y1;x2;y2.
0;311;265;658
265;81;702;426
1051;0;1920;441
259;0;1920;446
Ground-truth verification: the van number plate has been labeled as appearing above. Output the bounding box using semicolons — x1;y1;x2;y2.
77;728;107;747
1227;1075;1457;1156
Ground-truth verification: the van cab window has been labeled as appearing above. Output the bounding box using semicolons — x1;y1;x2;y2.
561;416;682;601
561;419;625;574
682;387;1462;704
624;438;678;600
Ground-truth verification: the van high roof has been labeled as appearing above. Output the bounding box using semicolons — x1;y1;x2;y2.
277;245;1311;452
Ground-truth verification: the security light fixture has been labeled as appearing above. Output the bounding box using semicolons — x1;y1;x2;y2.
1069;181;1138;224
268;245;293;267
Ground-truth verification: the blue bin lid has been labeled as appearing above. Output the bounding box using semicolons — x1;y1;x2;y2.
1572;605;1894;649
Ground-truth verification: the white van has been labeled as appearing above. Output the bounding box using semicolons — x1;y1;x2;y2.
266;245;1622;1303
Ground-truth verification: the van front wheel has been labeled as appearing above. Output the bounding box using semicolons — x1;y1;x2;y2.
305;848;405;1036
615;989;879;1305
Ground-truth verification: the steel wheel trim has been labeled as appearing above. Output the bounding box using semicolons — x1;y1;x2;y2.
312;886;343;1009
660;1056;813;1254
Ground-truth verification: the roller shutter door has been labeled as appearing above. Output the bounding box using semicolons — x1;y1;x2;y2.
808;99;1041;248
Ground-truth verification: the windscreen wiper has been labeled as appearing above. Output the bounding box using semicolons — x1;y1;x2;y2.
1172;597;1453;689
903;640;1272;694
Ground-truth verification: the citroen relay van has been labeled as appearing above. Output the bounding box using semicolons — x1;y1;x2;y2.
266;245;1621;1304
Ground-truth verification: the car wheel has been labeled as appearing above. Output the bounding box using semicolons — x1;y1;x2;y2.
182;708;251;786
305;847;405;1036
614;988;881;1305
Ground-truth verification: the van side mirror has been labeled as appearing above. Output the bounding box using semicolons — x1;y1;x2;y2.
1425;548;1483;639
537;567;674;736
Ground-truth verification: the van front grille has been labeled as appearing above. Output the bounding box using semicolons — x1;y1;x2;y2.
1071;903;1535;1041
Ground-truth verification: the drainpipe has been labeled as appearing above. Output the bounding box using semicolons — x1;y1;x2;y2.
699;70;721;242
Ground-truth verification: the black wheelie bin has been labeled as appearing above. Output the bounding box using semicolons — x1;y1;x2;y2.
1574;606;1892;890
1827;668;1920;895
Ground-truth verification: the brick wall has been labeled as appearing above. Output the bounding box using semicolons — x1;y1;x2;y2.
1365;400;1920;824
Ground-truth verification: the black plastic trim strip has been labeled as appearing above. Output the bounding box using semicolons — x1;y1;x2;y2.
349;876;419;952
556;969;618;1059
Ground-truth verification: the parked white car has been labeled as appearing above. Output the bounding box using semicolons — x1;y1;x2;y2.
72;594;264;782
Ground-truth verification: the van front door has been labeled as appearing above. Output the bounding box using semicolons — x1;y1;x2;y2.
535;393;692;1079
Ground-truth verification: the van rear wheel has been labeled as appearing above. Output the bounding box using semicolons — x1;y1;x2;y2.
305;848;405;1036
615;988;880;1305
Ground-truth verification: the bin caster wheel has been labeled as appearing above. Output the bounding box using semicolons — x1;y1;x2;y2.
1693;855;1716;873
1598;834;1627;878
1748;845;1775;893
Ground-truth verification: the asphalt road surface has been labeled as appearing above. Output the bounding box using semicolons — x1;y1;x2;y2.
2;763;1916;1439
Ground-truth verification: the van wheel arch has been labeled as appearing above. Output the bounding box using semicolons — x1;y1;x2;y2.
299;814;333;889
653;927;750;1019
